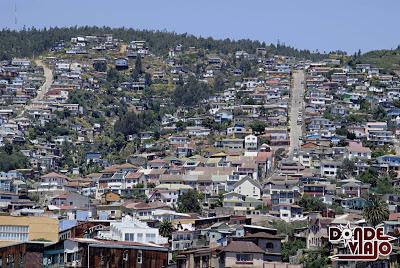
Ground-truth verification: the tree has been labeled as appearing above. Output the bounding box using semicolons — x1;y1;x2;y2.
301;247;330;268
337;159;355;180
282;240;305;262
177;190;201;213
213;74;225;92
298;195;325;212
173;76;214;107
363;195;389;226
159;219;174;239
0;146;28;172
249;120;267;133
269;220;307;236
132;57;143;81
114;111;158;136
358;168;378;187
106;67;120;83
374;176;394;195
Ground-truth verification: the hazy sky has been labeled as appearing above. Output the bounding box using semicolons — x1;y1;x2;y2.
0;0;399;53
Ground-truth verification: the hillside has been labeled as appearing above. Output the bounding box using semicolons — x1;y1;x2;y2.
351;48;400;71
0;26;326;61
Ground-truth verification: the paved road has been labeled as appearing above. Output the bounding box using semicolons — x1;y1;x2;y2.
288;70;305;158
17;59;53;117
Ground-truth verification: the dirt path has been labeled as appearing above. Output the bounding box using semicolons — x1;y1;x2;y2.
17;59;53;117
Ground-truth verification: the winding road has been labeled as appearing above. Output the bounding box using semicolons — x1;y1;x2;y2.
288;70;305;159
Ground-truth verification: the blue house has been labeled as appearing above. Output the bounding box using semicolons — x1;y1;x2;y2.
86;152;102;164
114;57;128;70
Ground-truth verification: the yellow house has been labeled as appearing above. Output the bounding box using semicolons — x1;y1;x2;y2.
0;216;59;242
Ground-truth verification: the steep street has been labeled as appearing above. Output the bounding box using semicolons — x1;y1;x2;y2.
288;70;305;159
17;59;53;117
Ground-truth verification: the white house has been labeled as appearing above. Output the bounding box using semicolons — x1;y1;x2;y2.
233;176;261;199
244;135;258;151
102;217;168;244
346;141;371;160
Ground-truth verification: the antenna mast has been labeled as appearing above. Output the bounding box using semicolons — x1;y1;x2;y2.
14;0;18;28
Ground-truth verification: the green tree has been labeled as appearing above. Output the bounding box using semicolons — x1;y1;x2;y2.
249;120;267;133
159;219;174;239
301;247;330;268
374;176;394;195
0;146;28;172
132;57;143;81
173;76;214;107
213;74;225;92
358;168;378;187
282;240;305;262
363;195;389;226
269;220;307;236
106;67;121;83
298;195;326;212
337;159;355;180
177;190;201;213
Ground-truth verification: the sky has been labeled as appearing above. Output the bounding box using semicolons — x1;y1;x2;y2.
0;0;399;54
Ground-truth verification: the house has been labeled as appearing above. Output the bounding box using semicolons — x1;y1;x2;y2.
0;215;58;242
50;192;90;209
220;241;265;268
40;172;70;187
303;184;327;197
215;139;244;151
320;160;341;178
172;230;206;251
223;192;262;213
233;176;261;199
271;204;304;222
346;141;371;160
376;155;400;177
122;201;171;220
98;218;168;244
339;197;366;210
0;242;44;268
86;152;102;164
58;238;168;267
244;135;258;151
340;181;369;198
307;216;331;249
227;125;252;138
114;58;128;70
168;136;189;145
100;192;121;205
176;247;221;268
236;232;282;262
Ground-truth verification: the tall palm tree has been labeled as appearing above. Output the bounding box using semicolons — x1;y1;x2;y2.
159;220;174;239
363;195;389;227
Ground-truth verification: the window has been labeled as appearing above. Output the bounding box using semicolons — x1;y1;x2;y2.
137;233;143;242
236;254;253;262
137;250;142;264
0;225;29;241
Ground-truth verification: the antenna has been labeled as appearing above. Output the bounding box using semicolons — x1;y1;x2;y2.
14;0;18;28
